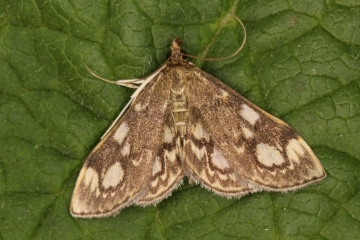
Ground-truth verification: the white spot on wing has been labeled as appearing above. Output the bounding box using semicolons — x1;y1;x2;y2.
121;141;130;156
152;157;162;176
135;103;142;111
191;142;206;160
256;143;285;167
211;147;230;170
221;90;229;97
113;123;128;144
165;149;176;162
286;139;305;164
191;122;209;160
71;193;92;213
240;104;260;125
218;173;229;181
242;126;254;139
193;122;209;141
164;126;173;143
151;178;159;187
102;162;123;189
83;168;99;194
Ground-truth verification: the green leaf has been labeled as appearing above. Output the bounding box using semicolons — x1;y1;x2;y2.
0;0;359;239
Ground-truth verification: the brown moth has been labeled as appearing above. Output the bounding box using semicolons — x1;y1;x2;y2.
70;23;325;218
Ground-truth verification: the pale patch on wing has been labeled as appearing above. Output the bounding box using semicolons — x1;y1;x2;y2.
210;147;230;170
149;156;162;188
113;123;128;144
295;138;325;178
191;122;210;160
185;117;255;198
136;115;183;206
121;140;130;157
286;138;305;164
240;104;260;125
165;148;177;162
70;68;171;218
134;103;142;111
137;153;183;205
152;157;162;176
102;162;124;189
186;140;257;197
242;126;254;139
256;143;285;167
163;126;173;143
71;167;101;215
84;167;99;193
221;89;229;97
71;192;90;215
183;63;325;192
191;141;207;160
193;122;209;141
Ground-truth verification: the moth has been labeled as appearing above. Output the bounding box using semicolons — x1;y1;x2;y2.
70;21;325;218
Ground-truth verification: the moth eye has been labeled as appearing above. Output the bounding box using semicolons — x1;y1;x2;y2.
166;50;188;60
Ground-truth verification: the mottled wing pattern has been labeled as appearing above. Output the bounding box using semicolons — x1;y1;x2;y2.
136;108;183;205
70;74;172;218
185;112;259;197
186;67;326;192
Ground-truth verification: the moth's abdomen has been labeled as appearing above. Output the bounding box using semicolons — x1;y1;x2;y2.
168;67;189;140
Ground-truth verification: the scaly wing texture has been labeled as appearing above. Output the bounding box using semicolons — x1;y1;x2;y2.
70;73;171;218
184;113;260;197
186;67;325;191
136;107;184;206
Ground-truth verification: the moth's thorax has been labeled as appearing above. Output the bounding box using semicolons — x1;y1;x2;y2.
166;64;190;140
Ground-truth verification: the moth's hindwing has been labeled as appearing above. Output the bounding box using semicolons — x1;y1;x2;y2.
70;74;175;218
136;108;184;205
185;68;325;192
185;113;260;197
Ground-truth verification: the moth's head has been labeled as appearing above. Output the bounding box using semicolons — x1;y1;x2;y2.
166;38;188;64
